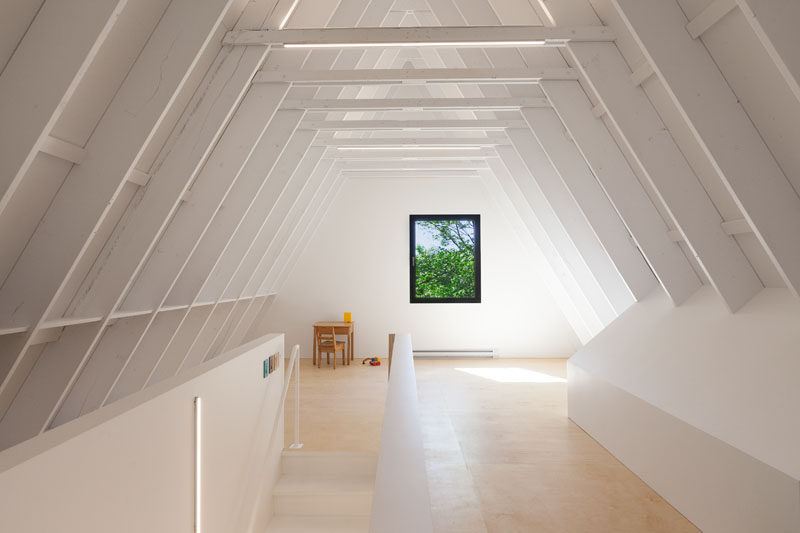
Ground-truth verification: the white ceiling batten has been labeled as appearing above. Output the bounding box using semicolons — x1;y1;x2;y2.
281;97;549;110
223;25;615;48
255;67;578;85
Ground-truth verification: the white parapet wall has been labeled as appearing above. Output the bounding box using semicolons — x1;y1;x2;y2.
568;287;800;532
0;333;286;533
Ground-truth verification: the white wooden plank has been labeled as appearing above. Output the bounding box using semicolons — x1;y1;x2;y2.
300;119;526;130
721;218;751;235
317;137;509;147
505;128;629;319
568;42;763;311
629;61;654;86
686;0;737;39
541;80;701;304
164;127;316;308
127;168;151;187
50;315;148;427
338;159;487;170
251;161;344;298
104;310;185;404
332;148;496;159
614;0;800;298
225;25;616;46
151;135;320;380
39;136;86;165
0;322;98;448
213;154;334;303
50;84;291;425
262;169;347;296
185;139;327;367
281;97;548;110
28;327;63;346
482;161;598;342
146;305;214;385
0;0;127;216
495;142;615;326
736;0;800;105
0;0;238;420
255;67;578;84
120;94;295;312
522;106;654;306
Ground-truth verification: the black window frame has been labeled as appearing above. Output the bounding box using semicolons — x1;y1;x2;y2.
409;214;482;304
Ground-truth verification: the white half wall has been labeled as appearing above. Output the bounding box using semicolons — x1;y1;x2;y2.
0;333;287;533
568;287;800;531
260;177;581;359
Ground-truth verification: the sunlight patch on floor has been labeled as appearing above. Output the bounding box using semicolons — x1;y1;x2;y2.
455;367;566;383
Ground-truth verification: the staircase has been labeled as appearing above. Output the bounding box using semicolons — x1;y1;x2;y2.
266;451;378;532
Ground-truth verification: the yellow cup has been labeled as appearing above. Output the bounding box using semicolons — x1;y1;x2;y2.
344;312;352;322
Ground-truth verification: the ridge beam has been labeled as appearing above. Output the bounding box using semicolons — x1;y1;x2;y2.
224;26;615;47
255;67;578;84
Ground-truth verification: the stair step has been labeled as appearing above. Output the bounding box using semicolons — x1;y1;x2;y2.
266;515;370;532
274;473;374;517
281;451;378;478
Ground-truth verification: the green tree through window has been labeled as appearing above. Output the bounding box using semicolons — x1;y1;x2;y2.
410;215;481;303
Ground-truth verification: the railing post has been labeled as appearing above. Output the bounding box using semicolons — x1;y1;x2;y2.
289;344;303;449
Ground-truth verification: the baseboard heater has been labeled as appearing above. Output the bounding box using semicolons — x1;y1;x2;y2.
413;349;495;359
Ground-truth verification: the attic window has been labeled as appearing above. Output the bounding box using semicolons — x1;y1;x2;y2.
410;215;481;304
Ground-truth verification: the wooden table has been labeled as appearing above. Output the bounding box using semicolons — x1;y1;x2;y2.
312;321;354;365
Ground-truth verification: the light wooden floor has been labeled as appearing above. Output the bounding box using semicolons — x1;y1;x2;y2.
284;357;699;532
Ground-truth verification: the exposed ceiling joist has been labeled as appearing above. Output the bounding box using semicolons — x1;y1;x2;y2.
314;137;510;147
300;119;527;131
340;170;482;179
339;159;488;170
255;67;578;84
225;26;615;47
281;97;549;110
331;147;497;159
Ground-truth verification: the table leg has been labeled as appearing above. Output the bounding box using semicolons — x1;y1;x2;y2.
312;327;316;366
350;330;354;363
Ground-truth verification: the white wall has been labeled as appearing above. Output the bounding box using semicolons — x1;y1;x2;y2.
568;286;800;530
261;177;580;359
0;333;286;533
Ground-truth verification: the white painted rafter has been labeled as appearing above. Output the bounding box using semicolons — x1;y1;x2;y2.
614;0;800;299
736;0;800;105
569;42;763;311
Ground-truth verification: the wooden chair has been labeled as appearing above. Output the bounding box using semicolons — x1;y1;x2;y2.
316;326;346;369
